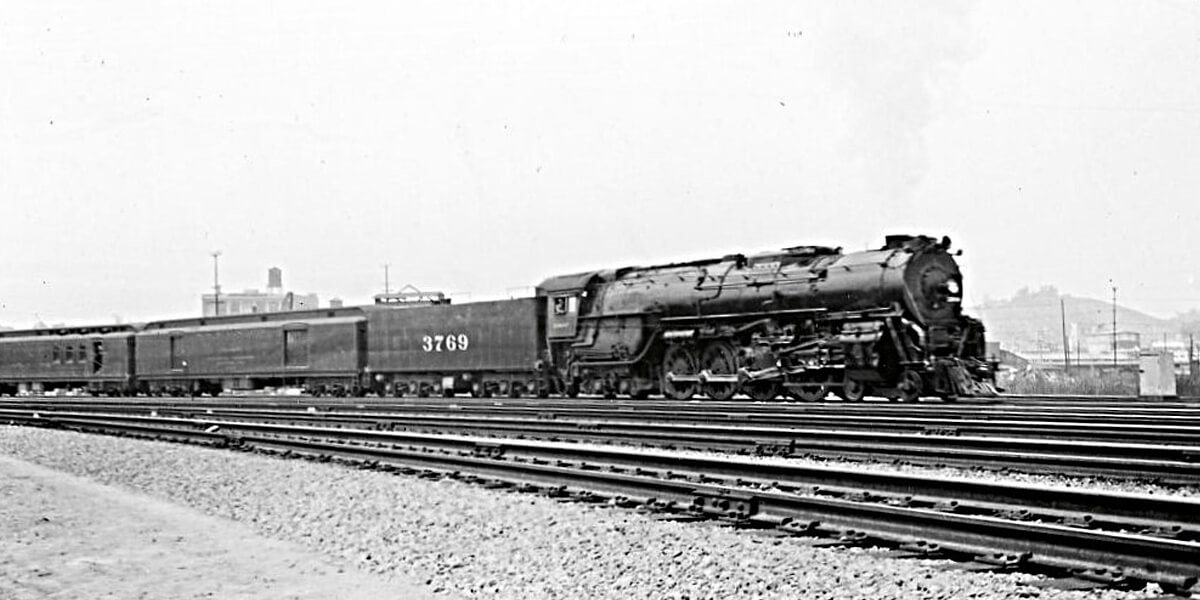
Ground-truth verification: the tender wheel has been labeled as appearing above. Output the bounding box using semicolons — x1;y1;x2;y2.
700;342;738;401
789;384;827;402
837;378;866;402
745;381;781;401
661;345;699;401
897;370;922;402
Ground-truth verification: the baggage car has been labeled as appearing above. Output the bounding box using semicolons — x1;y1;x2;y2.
135;308;367;396
0;326;137;396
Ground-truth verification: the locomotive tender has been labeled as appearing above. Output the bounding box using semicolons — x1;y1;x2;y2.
0;235;995;401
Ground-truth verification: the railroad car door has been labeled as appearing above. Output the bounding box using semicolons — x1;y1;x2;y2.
91;339;104;374
169;334;185;370
283;326;309;368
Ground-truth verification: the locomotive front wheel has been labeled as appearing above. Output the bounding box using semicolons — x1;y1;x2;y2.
897;370;922;402
662;345;699;401
837;379;866;402
700;342;738;401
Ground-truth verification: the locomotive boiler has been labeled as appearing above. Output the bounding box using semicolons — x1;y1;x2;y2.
536;234;996;401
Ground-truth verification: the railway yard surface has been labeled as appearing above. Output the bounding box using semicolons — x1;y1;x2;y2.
3;396;1198;599
0;452;437;600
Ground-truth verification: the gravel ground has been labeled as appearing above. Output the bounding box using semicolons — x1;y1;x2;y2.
0;425;1174;600
0;455;434;599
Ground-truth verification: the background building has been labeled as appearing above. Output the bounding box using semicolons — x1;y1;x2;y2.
201;267;319;316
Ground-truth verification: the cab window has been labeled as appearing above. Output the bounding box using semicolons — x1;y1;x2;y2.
553;295;579;315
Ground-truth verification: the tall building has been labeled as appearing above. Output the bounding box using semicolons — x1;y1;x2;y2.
201;268;319;316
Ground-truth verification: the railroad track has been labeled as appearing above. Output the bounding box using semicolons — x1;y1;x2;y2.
5;399;1200;484
4;411;1199;594
6;395;1200;425
186;405;1200;445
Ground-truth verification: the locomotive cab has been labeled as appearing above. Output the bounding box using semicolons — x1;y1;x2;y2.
549;294;581;338
537;272;598;340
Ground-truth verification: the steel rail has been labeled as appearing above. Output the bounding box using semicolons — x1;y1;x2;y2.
6;407;1200;484
9;396;1200;428
14;411;1200;530
8;399;1200;442
5;395;1200;415
171;407;1200;446
183;410;1200;478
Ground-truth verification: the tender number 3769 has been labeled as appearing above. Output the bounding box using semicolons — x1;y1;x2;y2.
421;333;470;352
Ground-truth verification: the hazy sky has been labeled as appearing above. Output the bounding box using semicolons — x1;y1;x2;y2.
2;1;1198;327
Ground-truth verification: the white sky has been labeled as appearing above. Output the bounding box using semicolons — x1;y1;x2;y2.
2;1;1198;327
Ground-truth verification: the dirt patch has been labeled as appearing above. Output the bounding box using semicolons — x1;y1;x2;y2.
0;454;449;599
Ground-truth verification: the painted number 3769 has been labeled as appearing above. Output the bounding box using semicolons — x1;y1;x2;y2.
421;333;470;352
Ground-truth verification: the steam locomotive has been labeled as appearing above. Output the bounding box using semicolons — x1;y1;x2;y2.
0;235;996;401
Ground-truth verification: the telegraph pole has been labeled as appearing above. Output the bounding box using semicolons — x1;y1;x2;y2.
1190;333;1196;376
1060;298;1070;374
211;251;223;316
1110;281;1118;368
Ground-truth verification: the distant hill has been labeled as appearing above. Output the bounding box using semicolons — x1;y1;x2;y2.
973;286;1199;355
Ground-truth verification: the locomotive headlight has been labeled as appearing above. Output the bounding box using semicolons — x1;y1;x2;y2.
945;279;960;295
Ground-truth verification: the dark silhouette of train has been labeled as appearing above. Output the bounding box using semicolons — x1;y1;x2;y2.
0;235;996;401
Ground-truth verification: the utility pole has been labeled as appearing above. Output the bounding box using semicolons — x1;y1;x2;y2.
1060;297;1070;374
211;251;222;316
1190;333;1196;376
382;264;391;295
1110;281;1118;368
